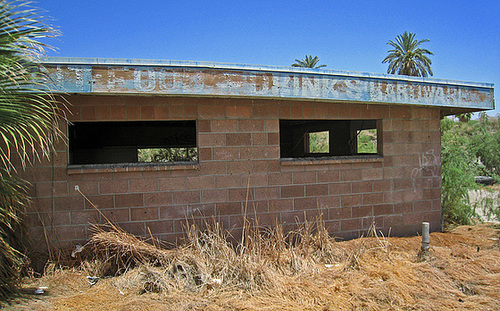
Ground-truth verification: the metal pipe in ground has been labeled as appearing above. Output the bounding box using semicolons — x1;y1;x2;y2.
421;222;430;251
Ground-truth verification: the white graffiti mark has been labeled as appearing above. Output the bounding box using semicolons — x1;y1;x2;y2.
411;149;439;191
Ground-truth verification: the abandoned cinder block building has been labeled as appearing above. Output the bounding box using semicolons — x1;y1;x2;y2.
21;57;494;250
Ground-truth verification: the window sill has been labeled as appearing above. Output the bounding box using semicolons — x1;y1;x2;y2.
67;162;199;174
280;155;383;166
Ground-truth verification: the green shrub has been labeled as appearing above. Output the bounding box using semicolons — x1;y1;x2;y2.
441;115;500;227
470;114;500;176
441;118;479;226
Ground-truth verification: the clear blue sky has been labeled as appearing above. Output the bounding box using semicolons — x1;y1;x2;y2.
39;0;499;115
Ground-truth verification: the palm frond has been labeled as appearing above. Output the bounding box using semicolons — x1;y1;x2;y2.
382;31;433;77
292;55;327;69
0;0;63;170
0;0;63;299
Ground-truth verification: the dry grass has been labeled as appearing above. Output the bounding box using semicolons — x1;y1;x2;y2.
3;219;500;310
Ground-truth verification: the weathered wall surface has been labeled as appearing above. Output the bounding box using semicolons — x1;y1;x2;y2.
44;60;494;112
21;95;442;250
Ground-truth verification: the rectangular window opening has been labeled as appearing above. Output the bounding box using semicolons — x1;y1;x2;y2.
307;131;330;154
69;121;198;165
280;119;380;159
356;129;377;154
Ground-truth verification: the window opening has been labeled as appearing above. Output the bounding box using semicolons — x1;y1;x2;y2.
356;129;377;154
137;147;198;163
69;121;197;165
280;119;379;159
307;131;329;154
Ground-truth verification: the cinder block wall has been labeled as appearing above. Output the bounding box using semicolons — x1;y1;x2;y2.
20;95;442;250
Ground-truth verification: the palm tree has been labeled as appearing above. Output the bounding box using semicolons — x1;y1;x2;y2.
382;31;433;77
292;55;327;69
0;0;62;298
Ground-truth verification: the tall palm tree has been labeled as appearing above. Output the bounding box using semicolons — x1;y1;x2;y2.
382;31;433;77
292;55;327;69
0;0;62;298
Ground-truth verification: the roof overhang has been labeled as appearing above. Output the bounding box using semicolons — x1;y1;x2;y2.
43;57;495;115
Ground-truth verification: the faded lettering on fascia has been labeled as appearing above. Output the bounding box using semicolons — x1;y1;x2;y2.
319;78;363;101
460;88;489;106
133;69;156;92
67;67;85;91
55;66;65;90
106;70;125;92
300;75;320;98
157;70;174;91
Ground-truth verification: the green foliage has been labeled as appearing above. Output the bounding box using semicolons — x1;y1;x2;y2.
138;148;198;163
440;115;500;227
0;0;61;299
357;129;377;153
470;115;500;176
292;55;326;69
456;112;473;123
441;118;479;226
308;131;329;153
382;31;433;77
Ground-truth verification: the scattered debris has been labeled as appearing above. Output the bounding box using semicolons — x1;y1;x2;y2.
34;287;48;295
71;244;84;258
87;276;99;286
475;176;496;185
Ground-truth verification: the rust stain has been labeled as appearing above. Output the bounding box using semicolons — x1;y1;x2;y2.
334;81;347;92
254;73;274;92
379;81;388;94
411;83;420;99
200;69;228;86
254;74;265;92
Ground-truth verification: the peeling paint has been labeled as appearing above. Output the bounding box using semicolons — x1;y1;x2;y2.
43;58;494;110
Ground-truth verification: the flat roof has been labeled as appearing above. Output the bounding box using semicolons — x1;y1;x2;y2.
43;57;495;113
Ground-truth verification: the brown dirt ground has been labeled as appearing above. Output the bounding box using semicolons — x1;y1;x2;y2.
2;224;500;311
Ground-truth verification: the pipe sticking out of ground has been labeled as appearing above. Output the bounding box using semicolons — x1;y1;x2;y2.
421;222;430;251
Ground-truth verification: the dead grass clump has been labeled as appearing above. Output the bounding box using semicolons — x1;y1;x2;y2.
84;225;175;274
82;226;211;293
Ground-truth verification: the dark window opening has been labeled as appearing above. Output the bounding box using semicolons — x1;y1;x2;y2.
69;121;197;165
279;120;380;159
